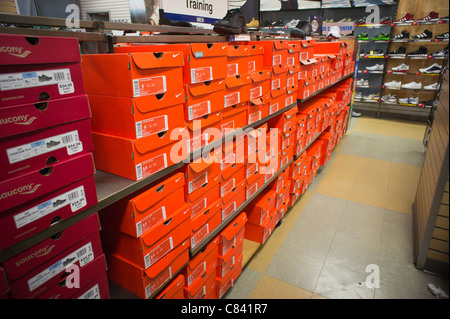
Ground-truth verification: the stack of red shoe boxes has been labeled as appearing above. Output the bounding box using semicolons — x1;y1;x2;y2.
0;34;105;299
101;172;191;299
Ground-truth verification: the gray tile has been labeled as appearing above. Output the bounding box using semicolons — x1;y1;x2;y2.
391;138;425;167
337;132;394;162
224;267;262;299
264;244;325;292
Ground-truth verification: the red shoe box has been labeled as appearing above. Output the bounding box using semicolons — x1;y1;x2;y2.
0;34;85;108
287;42;301;66
221;103;247;136
70;271;110;299
0;175;97;250
248;94;270;125
187;111;222;152
246;189;276;226
7;229;104;299
217;242;243;280
0;118;94;182
221;181;246;221
0;152;95;213
224;74;252;108
185;80;225;121
248;40;289;67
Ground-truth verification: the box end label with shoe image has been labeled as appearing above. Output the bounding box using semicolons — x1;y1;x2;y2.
133;76;167;97
135;115;168;139
136;153;168;181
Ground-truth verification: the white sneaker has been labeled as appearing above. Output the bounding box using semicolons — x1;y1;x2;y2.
424;82;440;90
402;81;422;89
356;79;369;86
391;63;409;73
398;97;410;104
363;94;379;101
409;96;419;104
381;94;397;103
384;80;402;89
419;63;442;74
366;64;384;71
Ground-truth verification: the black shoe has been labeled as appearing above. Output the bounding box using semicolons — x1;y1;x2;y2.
379;16;392;24
290;21;312;38
388;46;406;57
420;100;436;108
38;74;53;82
213;8;247;35
407;46;428;57
412;29;433;39
393;30;410;40
270;19;285;27
435;32;449;40
431;45;449;57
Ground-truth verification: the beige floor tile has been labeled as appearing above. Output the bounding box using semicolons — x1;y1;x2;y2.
353;117;426;141
242;239;261;268
248;275;313;299
348;181;388;209
385;195;414;214
311;293;328;299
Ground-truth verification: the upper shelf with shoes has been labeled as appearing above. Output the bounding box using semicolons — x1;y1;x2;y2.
393;12;449;26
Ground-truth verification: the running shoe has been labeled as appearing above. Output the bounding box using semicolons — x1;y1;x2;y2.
391;63;410;73
419;63;443;74
371;33;390;41
402;81;422;89
366;64;384;71
398;97;410;104
416;11;439;23
435;32;449;40
407;46;428;57
392;30;410;40
381;94;397;103
371;49;385;56
409;96;419;105
412;29;433;40
388;46;407;57
384;80;402;89
431;46;449;58
358;33;369;41
424;82;440;90
394;13;414;24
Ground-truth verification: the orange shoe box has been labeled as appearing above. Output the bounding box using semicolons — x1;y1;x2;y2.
250;69;272;101
298;39;316;61
217;242;243;280
190;199;222;251
185;259;218;299
298;58;319;81
102;204;191;270
156;274;185;299
106;238;190;299
115;43;228;85
276;182;291;220
221;164;246;202
269;166;289;195
246;189;276;225
248;40;289;67
184;149;221;199
246;174;266;201
81;51;184;98
185;79;225;121
184;236;219;287
221;181;246;221
248;94;270;125
216;254;242;299
100;172;185;238
189;174;220;222
221;134;246;176
270;65;288;94
227;44;264;77
224;74;252;108
247;44;265;73
221;103;248;136
187;111;222;152
287;65;300;94
219;212;247;259
92;127;185;181
244;208;277;245
88;89;185;140
287;42;302;66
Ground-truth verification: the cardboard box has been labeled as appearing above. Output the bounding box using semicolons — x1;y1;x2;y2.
221;182;246;221
102;204;191;270
248;94;270;125
227;44;264;77
81;51;184;98
0;152;95;213
216;254;242;299
287;42;301;66
221;103;247;136
187;111;222;152
1;118;93;181
185;260;218;299
106;238;190;299
219;212;247;258
248;40;289;67
156;274;185;299
185;79;225;121
184;236;219;287
116;43;228;85
287;65;300;94
224;74;252;108
221;165;246;204
184;148;221;198
249;70;271;101
217;242;243;280
0;174;97;250
92;126;186;181
0;34;84;107
188;174;220;221
298;59;318;81
38;255;107;299
298;39;316;61
190;199;222;250
7;230;103;299
270;65;288;95
246;189;276;225
71;271;110;299
0;95;90;140
88;89;185;140
100;172;185;238
244;208;277;245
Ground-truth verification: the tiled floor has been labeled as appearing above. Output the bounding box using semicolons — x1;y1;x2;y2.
225;116;450;299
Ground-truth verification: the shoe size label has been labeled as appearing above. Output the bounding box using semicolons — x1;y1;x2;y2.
191;198;207;219
191;223;209;249
250;86;263;100
145;266;172;299
285;95;294;107
224;92;240;108
187;261;206;287
287;57;295;66
246;182;259;200
188;101;211;120
221;256;235;278
145;237;173;269
188;172;208;194
191;67;213;84
269;102;279;115
133;76;167;97
221;178;235;197
248;111;261;125
227;63;239;77
188;132;209;153
27;242;94;292
222;201;237;221
248;61;256;73
135;206;166;237
6;130;82;164
272;55;282;65
221;120;235;135
0;68;73;93
135;153;168;181
135;115;168;139
13;185;86;230
246;163;258;179
271;78;281;90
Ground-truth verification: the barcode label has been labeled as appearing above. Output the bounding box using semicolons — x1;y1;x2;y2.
136;164;143;180
77;247;87;259
54;72;65;81
61;134;74;144
0;68;72;92
78;284;100;299
136;122;143;139
133;79;140;97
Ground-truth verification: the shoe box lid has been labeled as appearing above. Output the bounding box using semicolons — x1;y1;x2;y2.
155;273;185;299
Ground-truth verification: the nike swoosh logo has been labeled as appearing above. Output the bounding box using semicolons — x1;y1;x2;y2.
9;50;32;58
173;53;180;58
176;93;183;98
222;45;227;50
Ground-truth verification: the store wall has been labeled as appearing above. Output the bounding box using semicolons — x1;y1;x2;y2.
79;0;132;23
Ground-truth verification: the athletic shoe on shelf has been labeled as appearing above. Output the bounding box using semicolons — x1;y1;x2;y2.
435;32;449;40
379;16;392;24
285;19;300;28
419;63;443;74
290;21;312;38
392;30;410;40
358;33;369;41
359;50;365;57
424;82;440;90
371;49;385;56
420;100;436;108
388;47;406;57
355;92;362;100
366;64;384;71
416;11;439;23
394;13;414;24
431;46;449;58
356;79;369;86
409;96;419;105
381;94;397;103
407;46;428;57
384;80;402;89
327;26;341;39
391;63;410;73
398;97;410;104
440;16;449;23
371;33;390;41
402;81;422;89
412;29;433;40
363;94;379;101
213;8;247;35
270;19;285;27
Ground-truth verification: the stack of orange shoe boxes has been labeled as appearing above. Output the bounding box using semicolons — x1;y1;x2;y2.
295;113;308;156
183;236;219;299
0;34;106;299
268;166;291;222
101;172;191;299
245;124;268;201
288;150;311;207
81;49;187;181
297;39;319;100
217;212;247;299
156;274;185;299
